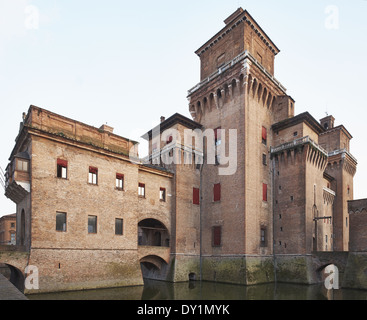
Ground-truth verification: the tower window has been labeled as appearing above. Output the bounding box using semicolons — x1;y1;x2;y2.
57;159;68;179
116;173;124;190
138;183;146;198
88;167;98;185
262;127;267;145
263;183;268;202
212;226;222;247
213;183;221;202
260;228;267;247
160;188;166;202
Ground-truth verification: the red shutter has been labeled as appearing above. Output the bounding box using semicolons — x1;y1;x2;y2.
213;226;221;247
263;183;268;202
89;167;98;174
167;135;173;144
57;159;68;167
116;173;124;180
262;127;267;141
193;187;200;205
214;183;221;202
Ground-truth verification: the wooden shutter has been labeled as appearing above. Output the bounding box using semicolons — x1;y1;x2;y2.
89;167;98;174
213;183;221;202
263;183;268;202
262;126;267;142
213;226;222;247
57;159;68;167
193;187;200;205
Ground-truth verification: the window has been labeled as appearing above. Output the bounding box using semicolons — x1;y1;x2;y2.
346;217;348;227
116;173;124;190
17;159;28;172
214;127;222;146
262;127;267;145
263;183;268;202
88;215;97;234
115;218;123;235
88;167;98;185
213;183;221;202
212;226;222;247
57;159;68;179
56;212;67;232
138;183;145;197
260;228;267;247
160;188;166;202
262;154;267;166
10;223;15;228
193;187;200;205
214;127;222;165
293;131;298;137
10;233;15;243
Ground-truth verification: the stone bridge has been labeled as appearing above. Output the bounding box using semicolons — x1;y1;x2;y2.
0;245;29;292
311;251;349;283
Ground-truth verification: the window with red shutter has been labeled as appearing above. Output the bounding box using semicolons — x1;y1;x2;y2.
57;159;68;179
213;226;222;247
193;187;200;205
262;126;267;145
88;167;98;184
116;173;124;189
214;183;221;202
263;183;268;202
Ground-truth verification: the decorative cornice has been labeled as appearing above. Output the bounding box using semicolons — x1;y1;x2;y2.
195;9;280;57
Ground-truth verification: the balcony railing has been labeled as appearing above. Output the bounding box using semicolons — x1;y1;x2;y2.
187;50;287;96
271;136;328;157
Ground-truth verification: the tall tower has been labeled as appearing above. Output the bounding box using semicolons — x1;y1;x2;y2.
187;8;294;285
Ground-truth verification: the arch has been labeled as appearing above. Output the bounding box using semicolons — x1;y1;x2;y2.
139;255;169;281
209;93;215;111
138;219;170;248
5;264;25;293
257;83;263;102
252;78;258;98
262;87;268;106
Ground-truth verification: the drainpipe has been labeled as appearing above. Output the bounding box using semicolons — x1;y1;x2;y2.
271;156;277;285
199;137;205;282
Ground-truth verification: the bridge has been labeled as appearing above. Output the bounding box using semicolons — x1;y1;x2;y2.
0;245;29;293
311;251;350;283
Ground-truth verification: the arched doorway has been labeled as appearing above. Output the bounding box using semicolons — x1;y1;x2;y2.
138;219;169;247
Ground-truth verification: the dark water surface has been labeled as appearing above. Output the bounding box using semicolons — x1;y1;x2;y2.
27;279;367;300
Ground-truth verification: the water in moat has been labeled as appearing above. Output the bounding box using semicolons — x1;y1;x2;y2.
27;279;367;300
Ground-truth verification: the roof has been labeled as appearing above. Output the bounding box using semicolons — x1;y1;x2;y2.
271;112;325;135
142;113;202;140
195;8;280;57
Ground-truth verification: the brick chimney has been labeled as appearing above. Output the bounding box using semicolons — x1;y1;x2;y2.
99;124;114;133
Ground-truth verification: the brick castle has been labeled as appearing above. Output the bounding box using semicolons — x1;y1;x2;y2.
2;8;363;293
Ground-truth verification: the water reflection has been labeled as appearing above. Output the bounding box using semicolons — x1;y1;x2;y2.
28;280;367;300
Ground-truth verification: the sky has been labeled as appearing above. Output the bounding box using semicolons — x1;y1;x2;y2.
0;0;366;217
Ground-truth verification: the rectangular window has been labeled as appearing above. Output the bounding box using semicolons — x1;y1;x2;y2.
212;226;222;247
262;126;267;145
193;187;200;205
116;173;124;189
262;154;267;166
88;167;98;185
88;215;97;234
214;127;222;146
160;188;166;202
263;183;268;202
260;228;267;247
138;183;145;197
17;159;29;172
57;159;68;179
56;212;67;232
213;183;221;202
115;218;123;235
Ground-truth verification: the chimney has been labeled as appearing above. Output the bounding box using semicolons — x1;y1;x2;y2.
160;116;166;123
99;124;114;133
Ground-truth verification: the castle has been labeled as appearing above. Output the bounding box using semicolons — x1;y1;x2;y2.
2;8;363;293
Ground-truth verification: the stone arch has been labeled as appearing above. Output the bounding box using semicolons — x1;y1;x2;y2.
252;78;258;98
139;255;169;281
138;218;170;248
257;83;263;102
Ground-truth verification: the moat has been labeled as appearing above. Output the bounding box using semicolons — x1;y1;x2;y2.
27;279;367;300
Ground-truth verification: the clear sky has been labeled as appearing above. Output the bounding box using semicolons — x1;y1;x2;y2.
0;0;366;217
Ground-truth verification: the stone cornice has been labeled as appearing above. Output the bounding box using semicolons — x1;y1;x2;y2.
195;9;280;57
